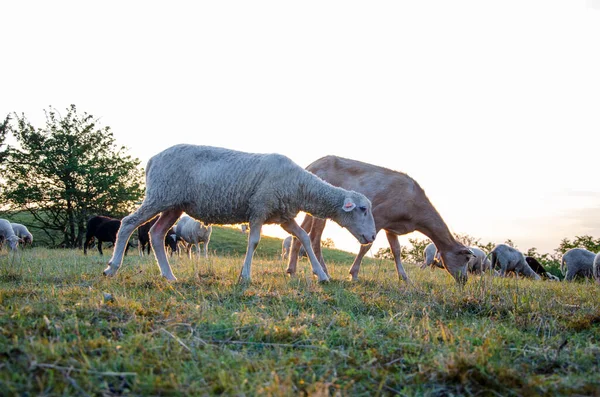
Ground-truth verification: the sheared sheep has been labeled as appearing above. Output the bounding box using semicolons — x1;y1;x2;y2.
420;242;442;269
0;219;19;251
286;155;474;284
104;144;376;282
561;248;596;281
173;214;212;259
10;223;33;247
138;217;178;256
488;244;541;280
525;256;560;281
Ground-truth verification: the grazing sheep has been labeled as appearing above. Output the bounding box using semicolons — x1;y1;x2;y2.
594;253;600;284
174;215;212;259
489;244;541;280
10;223;33;247
525;256;560;281
84;216;115;255
138;217;178;256
467;247;492;274
561;248;596;281
287;156;474;284
420;242;442;269
240;224;248;234
281;236;306;260
104;144;376;282
0;219;19;251
84;216;130;256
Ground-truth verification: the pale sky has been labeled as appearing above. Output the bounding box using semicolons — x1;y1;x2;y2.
2;1;599;256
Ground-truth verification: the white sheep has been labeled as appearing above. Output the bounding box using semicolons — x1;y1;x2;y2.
11;223;33;247
104;144;377;282
561;248;596;281
281;236;292;260
281;235;305;260
594;252;600;284
420;242;442;269
174;214;212;259
0;219;20;251
467;246;492;274
489;244;541;280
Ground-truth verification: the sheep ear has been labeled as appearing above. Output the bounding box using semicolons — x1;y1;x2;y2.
342;198;356;212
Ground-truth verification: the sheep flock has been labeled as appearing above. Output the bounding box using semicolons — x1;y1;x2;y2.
1;144;599;287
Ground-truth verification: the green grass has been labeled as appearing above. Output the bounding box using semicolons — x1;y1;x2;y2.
1;247;599;396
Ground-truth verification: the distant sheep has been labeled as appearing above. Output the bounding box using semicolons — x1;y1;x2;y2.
525;256;560;281
281;236;305;260
104;144;376;282
0;218;19;251
594;253;600;284
489;244;541;280
84;216;130;256
174;215;212;259
466;246;492;274
138;217;178;256
561;248;596;281
240;224;248;234
11;223;33;247
420;242;442;269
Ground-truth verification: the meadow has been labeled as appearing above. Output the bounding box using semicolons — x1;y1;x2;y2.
0;233;599;396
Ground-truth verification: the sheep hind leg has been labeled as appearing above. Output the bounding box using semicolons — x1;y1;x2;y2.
281;219;329;282
286;214;314;276
386;231;411;283
104;205;161;277
149;209;183;281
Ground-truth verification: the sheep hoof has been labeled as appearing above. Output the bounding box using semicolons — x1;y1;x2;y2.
162;274;177;282
103;266;115;277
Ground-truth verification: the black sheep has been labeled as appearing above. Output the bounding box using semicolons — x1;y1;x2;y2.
138;217;179;256
84;216;130;256
525;256;560;281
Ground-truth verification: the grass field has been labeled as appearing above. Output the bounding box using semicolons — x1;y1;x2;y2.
1;245;599;396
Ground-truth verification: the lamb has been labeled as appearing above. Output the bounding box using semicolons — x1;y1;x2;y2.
467;246;492;274
488;244;541;280
84;216;131;256
420;242;442;269
561;248;596;281
286;155;474;284
11;223;33;247
138;217;178;256
525;256;560;281
103;144;377;282
173;214;212;259
594;253;600;284
0;218;19;251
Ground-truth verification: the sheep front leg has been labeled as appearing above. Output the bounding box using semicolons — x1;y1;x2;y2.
349;244;370;281
105;207;158;277
239;222;263;282
281;219;329;282
149;209;182;281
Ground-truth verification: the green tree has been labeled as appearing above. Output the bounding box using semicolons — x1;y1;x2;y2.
321;238;335;248
0;115;9;165
2;105;144;248
555;235;600;257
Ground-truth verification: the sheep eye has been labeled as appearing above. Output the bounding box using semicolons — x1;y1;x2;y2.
359;206;367;212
